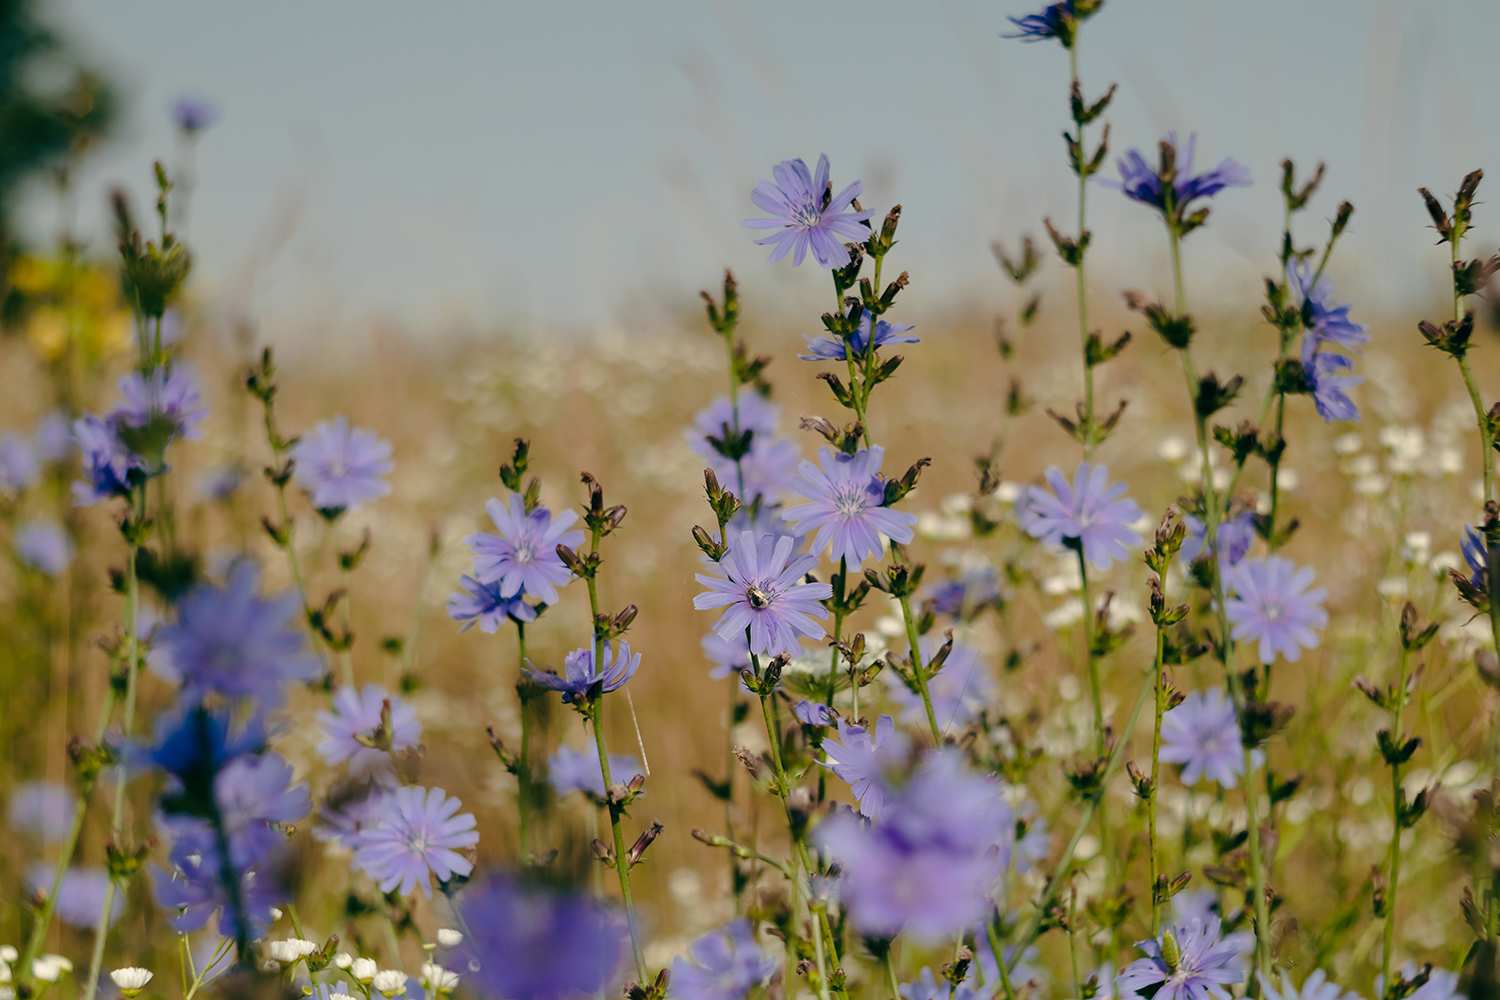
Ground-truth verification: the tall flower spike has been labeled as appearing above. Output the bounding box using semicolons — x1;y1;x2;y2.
465;494;584;605
783;446;918;569
693;530;833;656
742;155;874;269
1018;461;1143;571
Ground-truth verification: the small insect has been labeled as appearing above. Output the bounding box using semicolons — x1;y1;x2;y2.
746;585;772;609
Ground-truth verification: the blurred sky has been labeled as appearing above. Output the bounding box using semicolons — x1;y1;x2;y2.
20;0;1500;337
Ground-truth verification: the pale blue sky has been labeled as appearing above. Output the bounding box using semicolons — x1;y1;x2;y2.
23;0;1500;336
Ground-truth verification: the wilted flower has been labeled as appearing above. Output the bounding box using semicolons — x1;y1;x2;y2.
1019;462;1143;570
289;415;395;514
1225;556;1328;664
742;155;873;269
446;575;537;633
523;641;642;704
694;531;833;656
669;919;777;1000
465;495;584;606
800;310;920;361
350;786;478;898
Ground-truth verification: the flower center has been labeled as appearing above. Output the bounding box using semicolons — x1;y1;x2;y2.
1261;600;1284;622
834;487;868;518
746;584;773;609
403;829;431;855
791;198;822;230
513;539;535;565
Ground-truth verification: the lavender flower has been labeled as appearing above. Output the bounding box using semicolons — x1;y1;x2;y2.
1225;555;1328;664
784;446;918;569
151;833;282;938
13;520;74;576
687;389;800;505
1179;511;1255;569
289;415;395;513
901;967;993;1000
925;566;1003;620
742;155;874;269
1160;689;1249;788
817;750;1010;939
0;432;38;493
1260;969;1364;1000
317;684;423;783
694;530;833;656
1111;133;1250;229
26;865;124;928
1115;918;1253;1000
34;411;72;462
173;96;220;132
1171;888;1219;929
9;782;75;842
792;700;837;727
548;743;642;801
1019;462;1143;570
351;785;478;898
315;784;392;849
73;414;145;505
139;704;268;785
701;630;751;680
670;919;777;1000
522;641;641;704
800;310;920;362
205;752;312;867
822;715;908;819
1003;1;1100;46
1286;260;1369;350
446;574;537;633
884;637;992;730
1376;966;1464;1000
198;464;243;501
1463;524;1486;586
454;874;627;1000
156;561;321;703
1301;338;1362;423
465;495;584;606
111;366;210;447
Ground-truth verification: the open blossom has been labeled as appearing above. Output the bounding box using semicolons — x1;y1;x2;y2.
687;389;800;505
0;431;38;493
800;310;920;361
1302;338;1362;423
1287;259;1369;350
523;641;641;704
784;446;917;569
465;495;584;606
289;415;395;512
446;574;537;633
902;966;993;1000
700;630;751;681
317;684;422;783
73;414;145;505
1115;918;1253;1000
1019;462;1142;570
821;715;908;819
925;566;1003;620
694;531;832;656
112;365;210;443
1003;1;1100;46
1160;689;1255;788
1111;132;1251;223
670;919;777;1000
9;781;75;842
351;786;478;898
25;865;123;928
1225;555;1328;664
1180;511;1255;569
548;743;642;800
1260;969;1364;1000
742;154;873;269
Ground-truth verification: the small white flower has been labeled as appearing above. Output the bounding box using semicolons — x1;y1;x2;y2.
1430;551;1462;576
110;968;154;997
1158;435;1188;463
435;929;462;948
1376;577;1408;600
422;963;460;993
270;907;284;921
32;955;72;983
1042;598;1084;630
351;958;379;983
1332;432;1363;456
267;939;317;965
1276;467;1299;490
0;964;9;985
372;970;409;997
995;481;1022;504
328;994;356;1000
334;952;354;970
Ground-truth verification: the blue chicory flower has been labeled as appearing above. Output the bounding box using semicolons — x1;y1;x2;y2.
687;389;801;506
821;715;908;819
317;684;423;784
883;636;993;730
1019;462;1143;571
446;574;537;633
72;414;146;506
694;531;833;657
742;155;874;269
800;310;920;362
1160;688;1257;788
173;96;220;132
1286;259;1369;350
351;785;478;898
465;495;584;606
548;743;642;801
1003;1;1100;47
111;365;210;446
1110;132;1250;229
13;520;74;576
0;431;38;493
670;918;778;1000
9;781;76;843
1115;918;1253;1000
1225;555;1328;664
1259;969;1365;1000
523;641;642;704
783;446;918;570
1301;338;1362;423
289;415;395;513
1179;511;1256;569
25;865;123;928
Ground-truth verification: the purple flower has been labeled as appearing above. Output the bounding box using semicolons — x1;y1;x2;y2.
289;415;395;513
523;640;641;704
1260;969;1363;1000
800;310;920;362
1463;524;1487;586
205;752;311;868
1179;511;1255;569
1225;555;1328;664
701;630;751;681
901;967;993;1000
111;366;210;446
198;464;243;501
0;431;38;493
72;414;145;505
792;700;837;727
317;684;423;784
454;875;627;1000
465;495;583;606
884;637;993;730
314;784;393;849
1004;1;1097;46
446;574;537;633
687;390;800;505
151;832;282;938
1171;887;1219;929
351;785;478;898
156;561;321;704
817;750;1010;940
784;446;918;569
1286;260;1369;350
1115;918;1253;1000
1013;808;1050;874
14;520;74;576
1301;338;1362;423
925;566;1003;620
1376;966;1463;1000
694;531;833;657
822;715;908;819
743;155;874;269
27;865;124;928
139;704;268;785
34;411;72;462
1110;133;1250;227
671;919;777;1000
1019;462;1142;571
173;96;219;132
9;781;75;842
1160;689;1249;788
548;743;642;801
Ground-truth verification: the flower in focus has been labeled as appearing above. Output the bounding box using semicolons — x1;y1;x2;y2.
1003;0;1101;47
694;531;833;656
1019;462;1143;571
1179;512;1255;569
1286;259;1369;351
351;786;478;898
72;414;146;506
289;415;395;514
1160;689;1252;788
110;968;154;998
742;154;874;269
465;495;584;606
800;310;920;362
9;781;75;843
156;562;321;704
1301;338;1362;424
784;446;918;569
901;966;993;1000
821;715;908;819
372;971;408;997
669;918;777;1000
1225;555;1328;664
548;743;642;801
446;574;537;633
25;865;123;928
1376;966;1463;1000
523;641;642;705
1259;969;1364;1000
1110;133;1250;232
1115;918;1253;1000
454;874;627;1000
317;685;423;783
111;366;210;453
0;432;38;494
883;637;993;730
173;95;219;132
13;520;74;576
687;389;800;506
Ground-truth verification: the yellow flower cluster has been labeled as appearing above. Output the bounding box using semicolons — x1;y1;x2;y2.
8;254;132;363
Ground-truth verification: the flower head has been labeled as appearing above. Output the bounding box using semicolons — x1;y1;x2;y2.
670;919;777;1000
317;684;422;784
1225;555;1328;664
925;566;1003;620
0;432;38;494
1003;1;1102;46
289;415;395;513
25;865;123;928
701;630;752;681
351;786;478;898
523;640;641;704
1160;689;1254;788
784;446;918;569
884;637;993;730
1115;918;1253;1000
151;830;283;939
14;520;73;576
792;700;837;727
1301;338;1362;423
687;389;800;505
465;495;584;606
173;96;219;132
72;414;146;505
110;968;154;997
694;531;833;656
1260;969;1364;1000
446;574;537;633
821;715;908;819
1180;512;1255;569
111;366;210;454
742;155;874;269
548;743;642;801
1463;524;1487;587
1286;259;1369;350
902;966;993;1000
800;310;920;362
9;781;75;843
1019;462;1142;570
372;971;408;997
1171;888;1220;930
1110;133;1250;232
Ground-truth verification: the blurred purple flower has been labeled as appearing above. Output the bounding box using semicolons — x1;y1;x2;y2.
694;530;832;656
1179;511;1255;569
27;865;124;928
1111;132;1251;221
925;566;1002;620
1302;338;1362;424
687;389;800;505
1160;689;1252;788
197;464;243;501
547;743;641;801
465;495;583;606
73;414;145;505
1260;969;1364;1000
1115;917;1253;1000
1019;462;1142;571
112;365;209;443
151;832;282;938
14;520;74;576
1225;555;1328;664
1172;887;1220;929
34;411;72;462
1463;524;1487;586
0;431;38;493
901;966;993;1000
139;704;268;784
670;919;777;1000
1003;1;1096;46
784;446;918;569
173;96;219;133
701;629;751;681
9;781;75;842
800;310;920;362
206;752;311;867
821;715;907;819
523;640;641;704
884;637;992;730
742;155;873;269
446;574;536;633
289;415;394;513
1286;259;1369;350
352;785;477;898
314;784;392;849
318;684;422;784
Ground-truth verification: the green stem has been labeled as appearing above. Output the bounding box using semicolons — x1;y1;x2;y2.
896;589;942;745
517;619;532;860
1075;546;1113;947
1070;44;1096;458
1457;355;1493;505
590;696;646;982
1381;643;1412;987
987;918;1019;1000
1149;627;1167;936
882;945;901;1000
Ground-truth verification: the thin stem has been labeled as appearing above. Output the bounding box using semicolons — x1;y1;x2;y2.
896;589;942;745
1070;44;1096;458
883;945;901;1000
1457;355;1493;505
516;621;531;859
1381;643;1412;986
1149;627;1167;936
1075;546;1113;944
590;696;646;982
987;917;1019;1000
